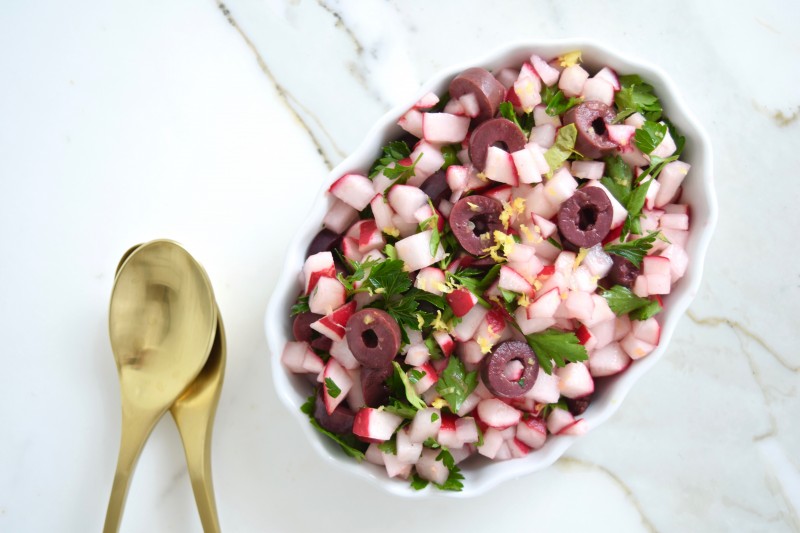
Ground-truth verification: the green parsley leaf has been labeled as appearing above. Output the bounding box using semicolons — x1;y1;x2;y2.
369;140;411;178
410;473;430;491
434;448;465;492
324;377;341;399
431;412;440;422
525;329;588;375
290;295;310;316
408;368;426;384
546;236;563;250
392;362;428;410
600;155;634;205
541;85;582;116
539;397;569;418
498;102;535;136
378;438;397;455
601;285;662;318
629;298;663;320
383;399;417;419
361;259;412;296
337;257;381;293
300;394;367;461
633;121;667;155
424;336;444;361
614;75;662;122
603;231;660;267
621;178;653;240
543;123;578;177
423;437;440;448
435;355;478;413
441;144;460;170
664;119;685;156
383;153;423;185
418;199;442;257
383;243;398;260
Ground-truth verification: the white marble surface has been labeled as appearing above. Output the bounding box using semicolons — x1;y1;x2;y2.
1;0;798;531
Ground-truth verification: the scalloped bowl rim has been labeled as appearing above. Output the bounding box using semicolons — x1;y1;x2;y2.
266;38;718;498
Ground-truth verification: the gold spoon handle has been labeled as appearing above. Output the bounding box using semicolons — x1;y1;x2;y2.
103;408;162;533
170;403;221;533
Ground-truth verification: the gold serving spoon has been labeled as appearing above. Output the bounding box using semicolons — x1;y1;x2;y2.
113;243;226;532
104;240;217;533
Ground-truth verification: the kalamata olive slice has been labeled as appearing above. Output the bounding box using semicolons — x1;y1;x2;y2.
306;228;341;258
563;101;617;159
600;255;640;289
557;187;613;249
419;170;450;204
292;311;333;352
468;118;528;171
313;387;355;434
449;195;504;256
481;341;539;398
345;309;401;368
567;396;591;416
361;365;393;407
448;67;506;125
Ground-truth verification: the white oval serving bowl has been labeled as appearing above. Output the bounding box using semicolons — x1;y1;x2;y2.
265;39;718;498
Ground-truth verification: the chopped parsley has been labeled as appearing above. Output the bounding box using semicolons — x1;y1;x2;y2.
290;294;310;316
435;355;478;413
541;85;582;116
525;329;588;375
604;232;663;267
392;362;428;410
434;448;465;492
601;285;662;319
499;101;535;136
633;120;667;155
614;74;662;122
440;144;460;169
543;123;578;177
369;140;411;178
410;473;429;490
324;378;341;399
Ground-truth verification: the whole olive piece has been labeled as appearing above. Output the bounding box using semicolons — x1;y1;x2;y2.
563;101;617;159
557;187;613;249
345;309;401;368
481;341;539;399
449;195;505;256
468;118;527;171
448;67;506;124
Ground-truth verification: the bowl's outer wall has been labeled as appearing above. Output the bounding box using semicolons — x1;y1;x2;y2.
266;40;717;497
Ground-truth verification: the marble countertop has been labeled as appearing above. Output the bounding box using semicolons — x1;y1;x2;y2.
1;1;798;531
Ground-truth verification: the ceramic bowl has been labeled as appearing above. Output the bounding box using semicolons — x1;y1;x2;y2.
265;39;717;497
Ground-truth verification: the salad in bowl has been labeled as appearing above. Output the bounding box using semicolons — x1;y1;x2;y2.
266;41;716;496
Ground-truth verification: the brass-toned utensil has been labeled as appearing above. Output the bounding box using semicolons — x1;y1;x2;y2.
104;240;217;533
113;243;225;532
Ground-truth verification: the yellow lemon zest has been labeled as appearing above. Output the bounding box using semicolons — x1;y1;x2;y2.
431;310;449;331
560;291;569;300
476;172;488;183
383;226;400;238
416;314;425;329
499;198;526;230
518;293;531;307
432;397;449;409
559;51;582;68
436;282;452;294
533;279;543;291
477;336;494;354
574;247;589;270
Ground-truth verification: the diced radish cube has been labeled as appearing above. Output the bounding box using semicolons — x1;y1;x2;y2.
387;184;428;223
589;342;632;377
310;300;357;342
452;305;488;341
624;112;646;128
484;146;518;186
446;288;478;317
581;77;614;106
437;415;462;448
660;244;689;282
415;267;446;295
614;314;632;341
414;91;439;110
620;333;656;360
512;147;543;184
446;165;469;195
588;319;616;350
584;180;628;229
404;343;430;367
409;141;446;185
532;213;557;239
495;67;519;89
443;97;465;116
607;124;636;147
353;408;403;443
455;417;480;444
456;392;481;417
458;92;480;118
543;167;578;206
655;161;690;208
515;306;556;336
559;418;588;436
558;65;589;97
659;213;689;230
527;288;561;319
477;398;522;430
323;199;359;234
632;317;661;344
546;408;575;434
570;160;604;180
555;362;594;399
516;416;547;449
651;128;676;159
581;294;616;328
477;428;505;459
632;274;649;297
308;276;346;315
357;219;385;253
533;104;561;127
513;74;542;112
329;173;374;211
303;251;335;294
423;112;470;143
281;341;312;373
395;230;445;271
370;194;395;234
565;290;594;321
530;124;557;149
498;265;534;296
396;427;422;464
365;443;384;465
646;273;671;295
408;408;442;444
416;448;449;485
412;363;438;395
643;256;671;277
382;452;412;479
322;359;353;414
594;67;620;90
398;108;423;138
530;54;560;86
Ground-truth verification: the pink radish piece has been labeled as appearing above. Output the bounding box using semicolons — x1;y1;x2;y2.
388;184;429;223
498;265;534;295
308;276;346;315
546;408;575;434
408;408;442;444
416;448;449;485
353;408;403;443
589;342;632;377
555;362;594;399
530;54;560;86
607;124;636;147
423;113;471;143
516;417;547;449
655;161;690;208
414;92;440;109
303;251;335;294
329;173;374;211
395;230;445;271
398;109;423;138
446;288;478;317
323;199;358;234
323;359;353;414
310;300;357;342
415;267;446;295
620;333;656;360
281;341;314;374
484;146;518;186
594;67;620;90
477;398;522;430
396;427;423;464
581;78;614;106
558;65;589;97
